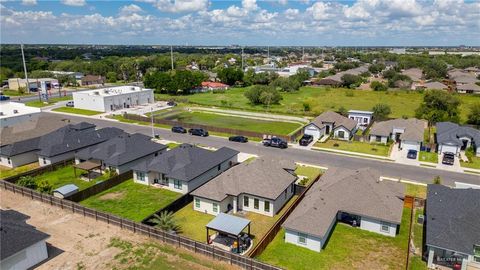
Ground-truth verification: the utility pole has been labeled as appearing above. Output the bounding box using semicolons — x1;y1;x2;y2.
170;45;174;70
20;44;30;94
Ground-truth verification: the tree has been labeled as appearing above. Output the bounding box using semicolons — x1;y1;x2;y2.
151;211;180;233
372;103;391;121
217;67;243;85
467;102;480;126
433;176;442;185
244;85;282;106
106;71;117;83
370;81;388;91
338;106;348;116
270;77;301;92
341;74;362;88
368;63;386;74
17;176;37;189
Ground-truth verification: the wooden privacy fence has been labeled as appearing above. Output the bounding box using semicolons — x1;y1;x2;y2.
1;181;281;270
124;113;302;142
65;171;133;202
2;159;74;183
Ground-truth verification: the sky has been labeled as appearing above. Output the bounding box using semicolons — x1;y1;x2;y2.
1;0;480;46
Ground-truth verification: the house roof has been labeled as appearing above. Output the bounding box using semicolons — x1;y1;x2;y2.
81;74;105;82
201;81;229;88
53;184;79;196
75;133;167;166
423;81;448;90
191;157;297;201
309;111;357;132
0;210;50;260
317;78;342;85
436;122;480;147
425;185;480;255
132;144;239;182
456;82;480;92
283;167;404;238
454;75;478;84
0;136;41;157
206;213;250;236
369;118;427;142
402;68;423;82
348;110;373;115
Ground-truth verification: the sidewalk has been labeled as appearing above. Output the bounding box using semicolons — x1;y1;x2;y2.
311;146;394;160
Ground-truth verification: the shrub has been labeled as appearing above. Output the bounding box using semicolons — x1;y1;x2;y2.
433;176;442;185
333;143;340;147
151;211;181;233
17;176;37;189
299;177;310;186
37;180;53;194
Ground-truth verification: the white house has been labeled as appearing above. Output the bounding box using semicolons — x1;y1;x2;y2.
369;118;427;152
72;85;154;112
347;110;373;130
303;111;357;141
436;122;480;156
283;167;404;252
0;102;41;128
191;158;297;217
0;210;50;270
131;144;239;194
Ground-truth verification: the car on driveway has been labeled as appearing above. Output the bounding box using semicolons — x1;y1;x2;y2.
442;152;455;165
189;128;209;137
66;101;74;107
229;135;248;143
407;149;418;159
263;137;288;149
299;134;313;146
0;95;10;101
171;126;187;134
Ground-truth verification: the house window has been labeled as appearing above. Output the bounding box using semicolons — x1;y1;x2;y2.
213;203;218;213
7;158;11;164
285;189;287;199
363;117;368;123
290;183;294;193
244;196;249;207
136;171;145;181
474;245;480;262
42;157;47;165
376;136;381;142
264;201;270;212
254;198;259;210
195;198;200;208
338;131;345;138
380;222;390;233
298;233;307;245
174;179;182;190
217;164;221;171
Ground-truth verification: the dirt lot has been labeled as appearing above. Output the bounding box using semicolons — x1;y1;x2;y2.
0;189;238;270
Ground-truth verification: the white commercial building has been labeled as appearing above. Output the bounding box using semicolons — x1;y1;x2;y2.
72;85;154;112
0;102;41;128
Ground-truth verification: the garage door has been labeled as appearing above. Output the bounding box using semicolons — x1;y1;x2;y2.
402;141;420;151
439;144;459;155
304;125;321;141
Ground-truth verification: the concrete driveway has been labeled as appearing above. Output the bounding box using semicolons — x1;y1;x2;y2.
390;143;420;166
437;153;463;172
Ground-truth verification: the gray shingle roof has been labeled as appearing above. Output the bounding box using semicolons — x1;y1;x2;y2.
457;82;480;92
310;111;357;132
424;81;448;90
369;118;427;142
283;167;404;238
402;68;423;81
132;144;239;182
0;210;50;260
75;133;167;166
436;122;480;147
0;136;41;157
425;185;480;255
191;157;297;201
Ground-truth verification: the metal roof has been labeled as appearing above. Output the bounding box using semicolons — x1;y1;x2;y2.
53;184;79;196
206;213;250;236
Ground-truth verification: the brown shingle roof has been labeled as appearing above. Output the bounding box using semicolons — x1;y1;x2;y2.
369;118;426;142
310;111;357;132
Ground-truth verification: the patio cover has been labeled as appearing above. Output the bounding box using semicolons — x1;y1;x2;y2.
74;160;101;171
206;213;251;236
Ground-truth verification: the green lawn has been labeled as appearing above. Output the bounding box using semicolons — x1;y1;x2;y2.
0;163;39;179
405;184;427;199
52;107;102;115
419;151;438;164
166;142;181;149
257;207;411;270
410;208;427;270
314;139;391;157
32;165;108;191
461;155;480;170
295;165;323;186
1;90;34;96
410;256;427;270
25;96;72;107
80;180;181;222
155;87;479;122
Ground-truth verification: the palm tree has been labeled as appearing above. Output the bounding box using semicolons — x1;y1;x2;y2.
150;211;181;233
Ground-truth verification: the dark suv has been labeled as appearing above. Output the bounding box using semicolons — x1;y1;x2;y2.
442;152;455;165
299;134;313;146
171;126;187;133
189;128;209;137
263;137;288;149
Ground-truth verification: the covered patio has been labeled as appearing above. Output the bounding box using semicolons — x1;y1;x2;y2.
206;213;252;254
73;160;102;181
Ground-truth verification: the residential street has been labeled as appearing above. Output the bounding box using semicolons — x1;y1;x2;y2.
44;112;480;187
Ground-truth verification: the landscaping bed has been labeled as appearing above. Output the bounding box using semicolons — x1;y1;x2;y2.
52;107;102;115
80;180;181;222
314;139;391;157
25;96;72;107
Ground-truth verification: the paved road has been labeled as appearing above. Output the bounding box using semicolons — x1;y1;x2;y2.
46;112;480;187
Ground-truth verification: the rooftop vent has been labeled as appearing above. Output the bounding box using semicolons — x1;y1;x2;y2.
93;91;100;95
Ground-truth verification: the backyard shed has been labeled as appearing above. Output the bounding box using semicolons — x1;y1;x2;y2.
53;184;79;198
206;213;251;254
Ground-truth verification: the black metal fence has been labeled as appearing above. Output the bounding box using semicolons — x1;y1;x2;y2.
142;193;193;225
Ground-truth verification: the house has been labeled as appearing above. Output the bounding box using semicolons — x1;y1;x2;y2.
456;83;480;94
7;78;58;91
453;75;478;86
191;158;297;217
347;110;373;130
316;77;342;86
369;118;427;151
436;122;480;156
72;86;154;112
425;185;480;269
0;210;50;270
402;68;423;82
80;75;105;86
75;133;167;174
0;102;41;128
303;111;357;141
282;167;404;252
200;81;229;91
0;136;42;168
132;144;239;194
53;184;79;198
423;81;449;91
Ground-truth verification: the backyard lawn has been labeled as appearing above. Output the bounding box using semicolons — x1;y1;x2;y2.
26;96;72;107
314;139;392;157
155;87;479;122
405;184;427;199
32;165;108;191
410;208;427;270
80;180;181;222
52;107;102;115
257;207;411;270
419;151;438;164
0;163;39;179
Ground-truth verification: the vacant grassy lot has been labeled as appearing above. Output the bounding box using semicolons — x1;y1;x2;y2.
26;96;72;107
314;139;392;157
257;208;411;270
419;151;438;164
155;87;479;122
52;106;102;115
157;110;302;135
80;180;181;222
0;163;39;179
32;165;108;191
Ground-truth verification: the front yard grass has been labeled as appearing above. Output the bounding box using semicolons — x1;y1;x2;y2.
314;139;391;157
295;165;323;186
25;96;72;107
0;163;39;179
52;107;102;115
1;90;34;96
460;155;480;170
257;207;411;270
32;165;108;191
405;183;427;199
80;180;181;222
419;151;438;164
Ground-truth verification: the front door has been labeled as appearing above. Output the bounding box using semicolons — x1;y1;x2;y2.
326;125;330;134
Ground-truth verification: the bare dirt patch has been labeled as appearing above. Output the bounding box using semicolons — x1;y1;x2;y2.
98;191;125;200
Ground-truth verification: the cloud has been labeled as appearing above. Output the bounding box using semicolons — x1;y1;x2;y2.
242;0;258;11
61;0;86;7
119;4;143;15
278;0;287;5
21;0;37;6
153;0;209;13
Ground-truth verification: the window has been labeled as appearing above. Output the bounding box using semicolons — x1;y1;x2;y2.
136;172;145;181
298;233;307;245
338;131;345;138
290;183;294;193
264;201;270;212
254;198;259;210
7;158;11;164
213;203;218;213
474;245;480;262
42;157;47;165
217;164;221;171
244;196;249;207
376;136;381;142
363;117;368;123
285;189;287;199
195;198;200;208
380;222;390;233
174;179;182;190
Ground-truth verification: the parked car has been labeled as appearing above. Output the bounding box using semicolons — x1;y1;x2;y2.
263;137;288;149
189;128;209;137
171;126;187;134
167;101;177;106
229;135;248;143
66;101;74;107
442;152;455;165
299;134;313;146
407;150;418;159
0;95;10;101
